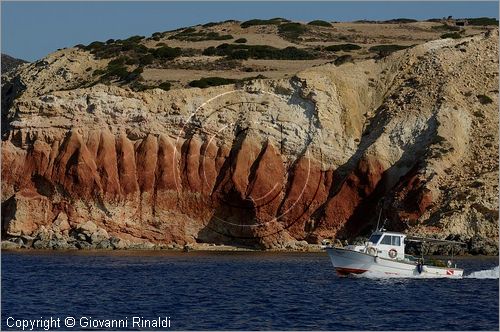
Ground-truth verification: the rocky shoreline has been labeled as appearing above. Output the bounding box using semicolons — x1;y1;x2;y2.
0;220;323;252
2;218;497;255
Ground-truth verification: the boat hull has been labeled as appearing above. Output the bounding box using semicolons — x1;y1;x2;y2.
326;247;463;278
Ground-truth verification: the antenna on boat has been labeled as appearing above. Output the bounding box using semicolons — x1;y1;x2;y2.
376;202;383;231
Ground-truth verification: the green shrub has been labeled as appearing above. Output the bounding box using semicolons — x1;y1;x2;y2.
130;82;155;92
278;22;307;39
169;29;233;41
307;20;332;27
108;56;127;66
133;44;149;54
181;27;196;34
126;67;143;81
369;44;411;57
431;24;461;31
203;43;316;60
325;43;361;52
158;82;171;91
277;46;315;59
234;38;248;43
132;67;143;74
334;55;353;66
104;63;129;81
151;32;163;41
189;77;238;88
188;75;266;88
477;94;493;104
85;41;105;50
240;18;289;28
202;46;217;56
382;18;418;24
230;50;250;60
440;32;462;39
80;33;175;62
202;22;219;27
466;17;499;26
132;81;173;92
269;17;291;23
139;54;154;65
369;44;410;53
92;69;106;76
151;46;182;59
125;35;145;43
208;32;233;40
124;57;136;65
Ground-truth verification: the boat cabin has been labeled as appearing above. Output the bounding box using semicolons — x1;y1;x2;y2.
344;231;407;260
367;231;406;260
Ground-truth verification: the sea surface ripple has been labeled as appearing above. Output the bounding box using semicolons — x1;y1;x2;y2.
1;251;498;330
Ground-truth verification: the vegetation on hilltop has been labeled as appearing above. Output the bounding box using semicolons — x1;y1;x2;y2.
324;44;362;52
441;32;463;39
307;20;332;27
63;17;495;92
188;74;266;88
203;43;316;60
383;18;418;24
168;28;233;42
277;22;308;40
466;17;499;26
240;18;290;28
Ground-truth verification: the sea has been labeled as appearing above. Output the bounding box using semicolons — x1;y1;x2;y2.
1;251;498;331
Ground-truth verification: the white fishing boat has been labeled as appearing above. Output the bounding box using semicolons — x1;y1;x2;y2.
325;230;465;278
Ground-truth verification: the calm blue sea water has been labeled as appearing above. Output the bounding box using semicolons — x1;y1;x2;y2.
1;251;498;331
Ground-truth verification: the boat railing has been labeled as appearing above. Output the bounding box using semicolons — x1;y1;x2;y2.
404;254;418;262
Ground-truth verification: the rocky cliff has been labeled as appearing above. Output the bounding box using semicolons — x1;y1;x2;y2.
1;54;28;74
1;31;498;252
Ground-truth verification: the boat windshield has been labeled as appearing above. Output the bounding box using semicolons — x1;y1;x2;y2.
369;234;382;244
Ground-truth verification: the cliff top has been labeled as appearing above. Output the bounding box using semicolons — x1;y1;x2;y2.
2;18;497;96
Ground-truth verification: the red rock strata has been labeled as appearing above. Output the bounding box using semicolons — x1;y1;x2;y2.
1;128;399;248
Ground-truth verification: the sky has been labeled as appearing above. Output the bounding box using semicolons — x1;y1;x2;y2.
2;1;499;61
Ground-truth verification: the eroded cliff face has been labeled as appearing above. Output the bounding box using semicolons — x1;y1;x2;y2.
1;32;498;251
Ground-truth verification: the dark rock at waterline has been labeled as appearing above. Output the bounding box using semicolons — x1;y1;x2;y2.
1;240;22;249
95;239;113;249
33;239;50;249
469;236;499;255
75;241;91;250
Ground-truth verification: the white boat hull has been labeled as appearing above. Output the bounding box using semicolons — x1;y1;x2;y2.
326;247;463;278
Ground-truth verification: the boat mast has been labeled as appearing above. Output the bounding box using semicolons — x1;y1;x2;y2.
376;202;383;231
